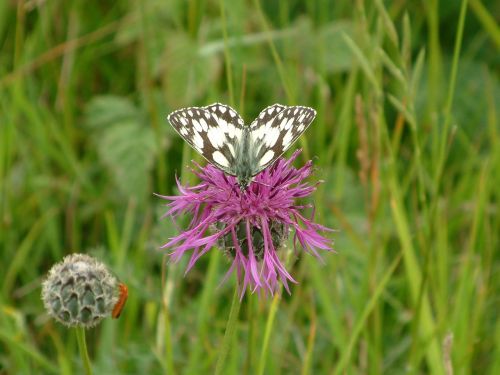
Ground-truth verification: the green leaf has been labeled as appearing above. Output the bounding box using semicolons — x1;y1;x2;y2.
85;96;156;201
85;96;139;129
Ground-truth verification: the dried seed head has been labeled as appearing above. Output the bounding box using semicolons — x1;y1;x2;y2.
41;254;120;328
217;220;288;261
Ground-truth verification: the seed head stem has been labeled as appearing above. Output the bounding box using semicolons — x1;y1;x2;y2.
75;326;93;375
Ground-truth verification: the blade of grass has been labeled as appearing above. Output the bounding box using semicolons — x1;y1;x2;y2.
468;0;500;48
185;250;221;374
301;301;317;375
219;0;234;107
252;0;293;103
0;329;59;374
214;287;241;375
388;174;444;374
433;0;468;192
333;254;401;375
341;33;382;97
451;160;491;372
1;18;126;87
3;208;56;296
257;292;281;375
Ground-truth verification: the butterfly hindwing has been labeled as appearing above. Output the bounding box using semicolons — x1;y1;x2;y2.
167;104;244;174
250;105;316;174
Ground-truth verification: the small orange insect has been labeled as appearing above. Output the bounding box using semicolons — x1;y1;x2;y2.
112;282;128;319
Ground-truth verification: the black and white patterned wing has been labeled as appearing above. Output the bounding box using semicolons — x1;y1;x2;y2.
249;104;286;128
249;105;316;174
167;103;244;174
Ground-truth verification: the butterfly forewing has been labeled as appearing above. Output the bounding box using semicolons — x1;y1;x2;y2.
250;105;316;173
168;104;244;174
167;103;316;188
249;104;286;128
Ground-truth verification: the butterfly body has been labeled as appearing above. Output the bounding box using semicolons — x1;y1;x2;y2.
232;127;259;189
168;103;316;189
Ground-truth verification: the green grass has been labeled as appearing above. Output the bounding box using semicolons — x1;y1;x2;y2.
1;0;499;374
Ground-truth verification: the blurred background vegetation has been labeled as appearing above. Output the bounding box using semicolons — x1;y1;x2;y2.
0;0;499;374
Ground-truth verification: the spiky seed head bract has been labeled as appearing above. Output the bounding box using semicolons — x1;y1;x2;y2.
216;220;287;261
41;254;120;328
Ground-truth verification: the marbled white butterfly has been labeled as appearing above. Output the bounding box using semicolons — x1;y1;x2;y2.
167;103;316;190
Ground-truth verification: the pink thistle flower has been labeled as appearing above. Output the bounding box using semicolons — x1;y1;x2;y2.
157;151;333;297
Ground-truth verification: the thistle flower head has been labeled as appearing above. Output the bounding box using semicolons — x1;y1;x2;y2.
158;151;333;297
41;254;120;328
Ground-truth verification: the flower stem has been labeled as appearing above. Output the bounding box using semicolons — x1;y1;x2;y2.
75;327;92;375
244;293;256;375
214;287;241;375
257;292;281;375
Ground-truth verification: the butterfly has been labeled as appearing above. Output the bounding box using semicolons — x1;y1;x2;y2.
167;103;316;190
